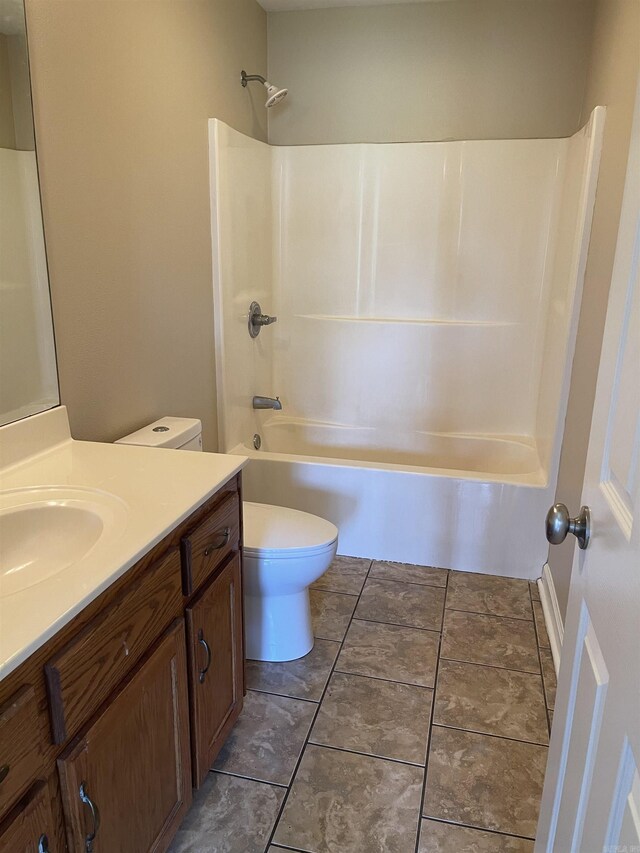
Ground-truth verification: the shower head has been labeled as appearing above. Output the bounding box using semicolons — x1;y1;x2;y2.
264;83;288;108
241;70;288;109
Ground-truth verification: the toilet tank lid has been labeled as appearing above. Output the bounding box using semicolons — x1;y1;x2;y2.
243;502;338;554
116;417;202;449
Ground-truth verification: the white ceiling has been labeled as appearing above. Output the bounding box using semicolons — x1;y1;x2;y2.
258;0;448;11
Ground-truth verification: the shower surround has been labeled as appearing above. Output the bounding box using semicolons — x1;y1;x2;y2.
209;113;604;577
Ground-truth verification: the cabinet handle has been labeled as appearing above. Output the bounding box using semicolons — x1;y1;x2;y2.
0;764;9;784
198;630;212;683
38;834;49;853
79;782;100;852
203;527;231;556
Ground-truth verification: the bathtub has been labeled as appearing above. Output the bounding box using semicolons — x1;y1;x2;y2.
233;418;555;579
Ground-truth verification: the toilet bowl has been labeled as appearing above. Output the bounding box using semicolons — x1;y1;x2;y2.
116;417;339;663
243;501;338;662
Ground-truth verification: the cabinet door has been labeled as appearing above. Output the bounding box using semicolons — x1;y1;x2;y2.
0;780;60;853
186;554;243;787
57;620;191;853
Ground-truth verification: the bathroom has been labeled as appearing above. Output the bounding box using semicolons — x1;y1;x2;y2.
0;0;638;850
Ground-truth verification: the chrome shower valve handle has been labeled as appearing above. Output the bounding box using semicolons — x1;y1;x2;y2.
248;301;277;338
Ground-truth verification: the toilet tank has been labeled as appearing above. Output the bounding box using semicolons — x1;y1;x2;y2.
116;416;203;451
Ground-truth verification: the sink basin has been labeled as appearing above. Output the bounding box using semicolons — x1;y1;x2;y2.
0;487;127;596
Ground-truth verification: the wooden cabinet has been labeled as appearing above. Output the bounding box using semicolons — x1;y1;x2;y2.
0;779;62;853
0;474;244;852
57;621;192;853
0;686;44;817
185;554;243;787
45;548;183;745
180;491;240;596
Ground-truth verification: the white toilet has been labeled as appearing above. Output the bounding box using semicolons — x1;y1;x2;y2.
117;417;338;662
242;501;337;661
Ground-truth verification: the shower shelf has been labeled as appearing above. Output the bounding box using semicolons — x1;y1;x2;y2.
296;314;519;327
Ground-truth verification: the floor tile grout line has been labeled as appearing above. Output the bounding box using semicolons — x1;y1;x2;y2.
438;656;541;676
532;598;552;650
310;586;360;597
304;739;427;769
313;634;350;643
423;814;536;842
332;667;436;691
431;722;549;748
414;568;450;853
348;614;445;633
209;768;289;789
368;575;448;589
529;583;554;733
245;686;322;705
445;605;535;623
264;559;375;852
437;656;545;680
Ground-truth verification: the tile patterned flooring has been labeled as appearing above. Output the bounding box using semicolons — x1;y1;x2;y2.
170;557;557;853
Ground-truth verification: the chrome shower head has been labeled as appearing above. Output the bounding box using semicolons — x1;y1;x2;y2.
264;83;288;108
241;70;288;108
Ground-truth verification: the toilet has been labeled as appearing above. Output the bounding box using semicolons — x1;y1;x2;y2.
117;417;338;662
242;501;337;661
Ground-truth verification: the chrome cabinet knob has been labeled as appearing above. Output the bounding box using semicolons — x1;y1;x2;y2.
546;503;591;550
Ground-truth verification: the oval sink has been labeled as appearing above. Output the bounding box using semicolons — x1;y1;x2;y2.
0;487;127;597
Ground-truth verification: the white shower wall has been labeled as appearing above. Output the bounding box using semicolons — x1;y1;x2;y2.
211;123;274;452
211;119;595;467
210;114;604;571
274;139;566;440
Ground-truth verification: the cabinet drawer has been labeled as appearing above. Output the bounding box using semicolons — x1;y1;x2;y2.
45;548;182;745
0;687;44;819
0;780;58;853
181;492;240;596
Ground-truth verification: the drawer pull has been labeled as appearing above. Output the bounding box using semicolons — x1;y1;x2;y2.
198;630;212;683
0;764;8;784
79;782;100;852
38;834;50;853
203;527;231;557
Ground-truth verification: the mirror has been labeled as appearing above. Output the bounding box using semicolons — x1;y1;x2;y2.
0;0;58;427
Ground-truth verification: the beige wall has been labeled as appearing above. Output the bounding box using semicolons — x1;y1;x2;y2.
0;35;16;149
7;33;35;150
25;0;268;450
267;1;594;145
549;0;640;618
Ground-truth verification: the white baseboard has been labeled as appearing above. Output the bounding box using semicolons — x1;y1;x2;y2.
538;562;563;675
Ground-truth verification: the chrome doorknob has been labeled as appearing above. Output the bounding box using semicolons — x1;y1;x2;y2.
545;503;591;550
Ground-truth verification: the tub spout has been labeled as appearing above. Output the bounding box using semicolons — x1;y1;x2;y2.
253;395;282;410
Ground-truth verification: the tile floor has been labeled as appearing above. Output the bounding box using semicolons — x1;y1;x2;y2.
170;556;557;853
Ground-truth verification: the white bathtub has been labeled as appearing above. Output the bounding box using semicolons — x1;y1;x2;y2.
233;418;555;579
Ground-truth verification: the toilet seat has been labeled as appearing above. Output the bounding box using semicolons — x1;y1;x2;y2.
243;501;338;559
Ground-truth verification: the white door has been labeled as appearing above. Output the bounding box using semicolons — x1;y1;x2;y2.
535;81;640;852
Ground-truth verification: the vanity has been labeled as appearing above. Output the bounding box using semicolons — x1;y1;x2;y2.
0;409;248;852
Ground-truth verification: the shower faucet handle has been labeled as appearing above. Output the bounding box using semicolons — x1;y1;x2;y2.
249;301;278;338
255;313;277;326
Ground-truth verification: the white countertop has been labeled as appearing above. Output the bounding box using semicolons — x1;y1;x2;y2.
0;407;247;680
